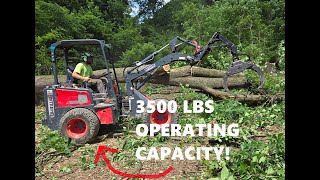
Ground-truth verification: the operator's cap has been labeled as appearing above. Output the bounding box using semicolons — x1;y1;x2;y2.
82;52;94;58
81;52;94;61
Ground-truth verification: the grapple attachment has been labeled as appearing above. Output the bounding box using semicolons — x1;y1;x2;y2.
223;60;265;93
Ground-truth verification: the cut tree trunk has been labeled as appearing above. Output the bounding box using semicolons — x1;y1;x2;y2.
148;74;249;89
169;66;243;78
35;65;284;104
153;64;170;76
35;66;246;95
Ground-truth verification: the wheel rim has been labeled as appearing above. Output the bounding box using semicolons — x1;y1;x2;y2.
150;110;171;124
66;118;88;139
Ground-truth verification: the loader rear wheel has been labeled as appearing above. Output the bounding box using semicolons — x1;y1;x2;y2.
59;108;100;144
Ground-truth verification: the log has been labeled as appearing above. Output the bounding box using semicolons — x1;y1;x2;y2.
94;65;243;81
35;66;247;94
169;66;243;78
94;64;171;81
35;75;66;104
153;64;170;76
149;75;249;89
35;75;247;99
35;65;283;104
139;85;201;94
35;65;241;89
146;74;285;103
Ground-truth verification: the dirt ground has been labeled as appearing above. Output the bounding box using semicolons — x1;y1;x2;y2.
35;105;284;180
35;106;205;180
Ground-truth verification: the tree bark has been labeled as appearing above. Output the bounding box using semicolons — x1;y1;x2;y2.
148;75;248;89
169;66;243;78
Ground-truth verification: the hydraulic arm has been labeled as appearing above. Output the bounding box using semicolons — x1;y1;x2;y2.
125;32;265;94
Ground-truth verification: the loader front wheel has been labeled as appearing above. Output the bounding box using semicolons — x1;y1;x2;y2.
59;108;100;144
144;99;178;132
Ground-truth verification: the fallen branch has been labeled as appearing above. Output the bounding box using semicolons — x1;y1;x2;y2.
57;170;74;178
201;87;285;103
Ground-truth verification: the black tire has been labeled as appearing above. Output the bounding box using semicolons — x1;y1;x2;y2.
59;108;100;144
143;99;178;133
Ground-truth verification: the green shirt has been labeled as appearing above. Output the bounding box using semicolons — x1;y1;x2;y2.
74;62;93;84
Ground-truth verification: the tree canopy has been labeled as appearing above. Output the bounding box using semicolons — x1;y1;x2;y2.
35;0;284;75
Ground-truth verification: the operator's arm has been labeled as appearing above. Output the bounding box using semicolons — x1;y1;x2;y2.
89;68;108;79
72;63;90;82
90;73;105;79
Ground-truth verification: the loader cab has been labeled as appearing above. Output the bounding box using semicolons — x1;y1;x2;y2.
49;39;120;99
42;39;121;135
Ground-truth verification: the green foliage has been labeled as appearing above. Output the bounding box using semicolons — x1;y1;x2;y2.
210;99;284;127
111;17;144;64
244;67;285;95
35;0;114;75
36;0;284;76
277;40;285;71
203;134;284;180
35;125;79;175
201;53;232;70
143;83;163;95
197;99;284;179
35;109;45;122
227;134;285;179
117;42;157;67
170;61;188;69
118;115;143;131
79;148;97;170
262;71;285;94
133;0;167;20
35;46;52;75
60;165;73;173
212;100;248;123
177;84;208;103
36;126;76;156
207;166;235;180
146;0;284;69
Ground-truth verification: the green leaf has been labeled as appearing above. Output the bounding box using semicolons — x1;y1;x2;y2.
266;167;275;175
208;178;220;180
242;135;248;141
61;166;71;172
227;175;235;180
259;156;266;164
220;166;229;180
240;162;246;172
89;163;96;169
252;156;258;162
47;163;53;170
269;114;276;118
35;172;42;177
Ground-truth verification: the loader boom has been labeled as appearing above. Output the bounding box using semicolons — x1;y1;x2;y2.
125;32;264;96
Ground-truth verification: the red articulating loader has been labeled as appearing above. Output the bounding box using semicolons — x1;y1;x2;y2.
42;32;264;144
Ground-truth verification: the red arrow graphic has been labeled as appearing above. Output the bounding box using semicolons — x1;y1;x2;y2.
94;145;174;179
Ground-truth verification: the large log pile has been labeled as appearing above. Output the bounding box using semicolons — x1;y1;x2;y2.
35;65;284;104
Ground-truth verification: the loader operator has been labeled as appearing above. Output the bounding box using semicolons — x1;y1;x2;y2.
72;52;108;100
